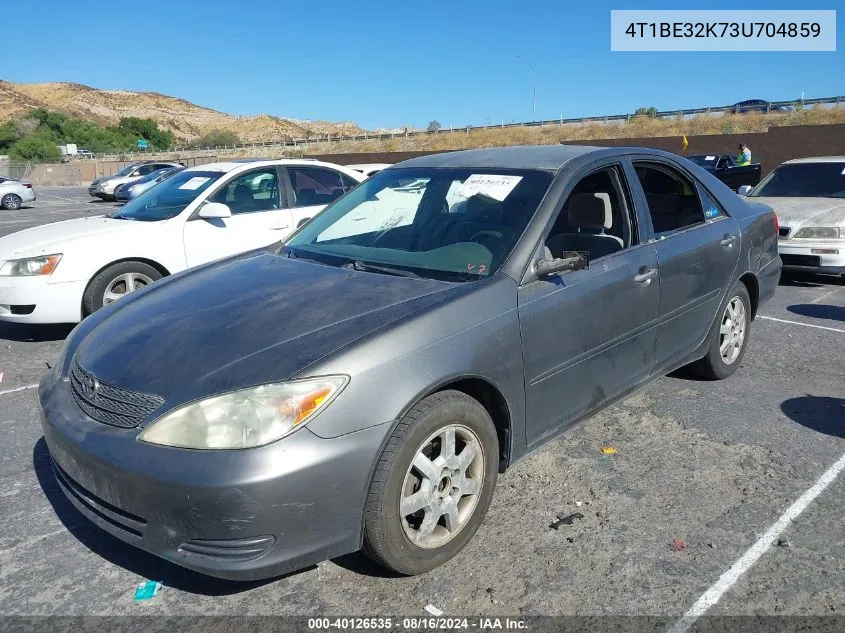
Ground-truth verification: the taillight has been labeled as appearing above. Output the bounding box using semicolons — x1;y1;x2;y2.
23;183;33;188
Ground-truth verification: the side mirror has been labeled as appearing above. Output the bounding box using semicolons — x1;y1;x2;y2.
737;185;753;197
198;202;232;219
535;253;588;278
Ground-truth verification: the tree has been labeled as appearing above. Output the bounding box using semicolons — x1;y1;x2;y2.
187;128;241;148
426;120;442;132
8;136;62;163
0;122;19;152
634;106;659;118
117;117;174;150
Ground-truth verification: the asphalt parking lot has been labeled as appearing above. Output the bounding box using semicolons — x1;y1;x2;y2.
1;188;843;623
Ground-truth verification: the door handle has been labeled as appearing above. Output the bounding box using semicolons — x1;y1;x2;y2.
633;268;657;285
720;233;737;247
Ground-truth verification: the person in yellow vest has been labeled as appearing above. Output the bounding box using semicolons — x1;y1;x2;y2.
736;143;752;166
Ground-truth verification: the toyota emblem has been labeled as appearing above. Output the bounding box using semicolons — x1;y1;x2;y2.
82;373;99;399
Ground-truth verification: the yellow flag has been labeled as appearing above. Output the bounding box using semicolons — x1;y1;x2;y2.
682;135;689;150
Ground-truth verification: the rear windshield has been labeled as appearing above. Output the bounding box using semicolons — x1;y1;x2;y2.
750;163;845;198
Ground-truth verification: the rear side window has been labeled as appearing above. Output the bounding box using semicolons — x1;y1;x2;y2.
288;167;349;208
633;162;705;237
699;188;724;220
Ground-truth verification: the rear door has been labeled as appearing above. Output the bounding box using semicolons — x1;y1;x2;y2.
628;158;741;372
282;165;360;229
182;166;292;266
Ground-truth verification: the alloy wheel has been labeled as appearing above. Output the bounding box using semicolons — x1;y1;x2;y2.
719;296;747;365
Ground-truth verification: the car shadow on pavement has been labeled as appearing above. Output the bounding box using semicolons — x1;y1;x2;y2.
32;437;313;595
0;323;75;343
781;396;845;439
330;552;405;579
787;304;845;323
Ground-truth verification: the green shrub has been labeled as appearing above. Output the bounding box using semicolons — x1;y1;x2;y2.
8;136;62;163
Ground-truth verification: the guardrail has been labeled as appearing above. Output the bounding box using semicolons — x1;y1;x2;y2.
87;95;844;162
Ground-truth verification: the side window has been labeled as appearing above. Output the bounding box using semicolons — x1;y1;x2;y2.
288;167;347;208
544;165;633;262
340;173;360;191
633;162;705;238
136;165;155;176
210;168;280;215
716;157;729;169
699;187;724;221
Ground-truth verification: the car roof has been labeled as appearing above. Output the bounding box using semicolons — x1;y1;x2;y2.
393;144;611;171
182;158;356;174
783;156;845;164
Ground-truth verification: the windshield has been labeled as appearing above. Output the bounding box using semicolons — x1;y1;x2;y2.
687;156;716;166
111;170;225;221
285;167;553;281
750;163;845;198
112;164;141;177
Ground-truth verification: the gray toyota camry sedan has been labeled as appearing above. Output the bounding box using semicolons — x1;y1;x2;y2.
39;145;781;580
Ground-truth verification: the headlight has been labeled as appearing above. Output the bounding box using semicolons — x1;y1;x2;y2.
0;254;62;276
138;376;348;449
793;227;844;239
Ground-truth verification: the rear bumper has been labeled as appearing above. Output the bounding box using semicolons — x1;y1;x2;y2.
0;276;85;324
20;188;36;203
38;372;388;580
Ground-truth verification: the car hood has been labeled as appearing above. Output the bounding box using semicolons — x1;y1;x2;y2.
753;197;845;228
72;252;464;408
0;216;149;260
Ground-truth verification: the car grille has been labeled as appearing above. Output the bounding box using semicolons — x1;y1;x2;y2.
778;226;791;238
70;358;164;429
781;254;821;267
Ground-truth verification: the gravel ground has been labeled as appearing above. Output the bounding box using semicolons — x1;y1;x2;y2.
0;189;843;625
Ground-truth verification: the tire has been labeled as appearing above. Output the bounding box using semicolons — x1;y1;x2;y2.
82;261;163;316
362;390;498;575
692;282;751;380
1;194;22;210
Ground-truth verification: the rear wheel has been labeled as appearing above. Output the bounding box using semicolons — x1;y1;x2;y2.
1;194;22;210
693;282;751;379
362;390;498;575
82;261;162;316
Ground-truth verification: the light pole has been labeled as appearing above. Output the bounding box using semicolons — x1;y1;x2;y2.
517;56;536;121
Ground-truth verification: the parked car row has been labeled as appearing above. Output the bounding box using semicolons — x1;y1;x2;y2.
88;161;183;201
4;145;786;582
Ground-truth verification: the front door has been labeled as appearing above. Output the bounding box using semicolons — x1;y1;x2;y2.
183;167;292;266
630;160;741;372
518;162;660;446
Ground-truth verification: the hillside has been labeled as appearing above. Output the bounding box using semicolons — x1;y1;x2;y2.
0;81;363;143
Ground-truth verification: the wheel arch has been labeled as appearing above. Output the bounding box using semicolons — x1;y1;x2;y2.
81;257;172;314
738;271;760;319
398;375;513;473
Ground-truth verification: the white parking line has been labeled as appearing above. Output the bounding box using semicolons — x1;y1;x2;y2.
668;450;845;633
0;384;39;397
811;286;844;305
36;193;92;203
759;315;845;334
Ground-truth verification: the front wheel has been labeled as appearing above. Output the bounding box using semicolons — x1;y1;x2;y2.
82;261;163;316
362;390;498;575
1;194;22;210
693;282;751;379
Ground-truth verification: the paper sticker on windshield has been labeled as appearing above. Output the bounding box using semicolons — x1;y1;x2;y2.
455;175;523;202
705;155;716;161
841;167;845;175
178;177;211;191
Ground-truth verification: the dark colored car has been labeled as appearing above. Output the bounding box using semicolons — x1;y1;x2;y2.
686;154;762;191
114;166;185;202
732;99;795;114
40;145;781;581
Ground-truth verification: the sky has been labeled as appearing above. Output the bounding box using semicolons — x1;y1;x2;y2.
5;0;843;130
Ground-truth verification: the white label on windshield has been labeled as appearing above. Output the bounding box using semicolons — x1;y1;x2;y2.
841;167;845;175
178;177;211;191
455;174;523;201
705;155;716;161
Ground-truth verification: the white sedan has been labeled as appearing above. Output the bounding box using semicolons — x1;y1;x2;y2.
0;159;365;323
740;156;845;278
0;178;37;210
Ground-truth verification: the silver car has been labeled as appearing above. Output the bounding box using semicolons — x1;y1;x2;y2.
88;161;182;201
0;177;36;210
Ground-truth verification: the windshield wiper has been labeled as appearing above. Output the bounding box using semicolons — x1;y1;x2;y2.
345;260;421;278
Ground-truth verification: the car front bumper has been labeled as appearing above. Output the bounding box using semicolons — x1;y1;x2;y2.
38;372;389;581
778;240;845;275
0;276;85;324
